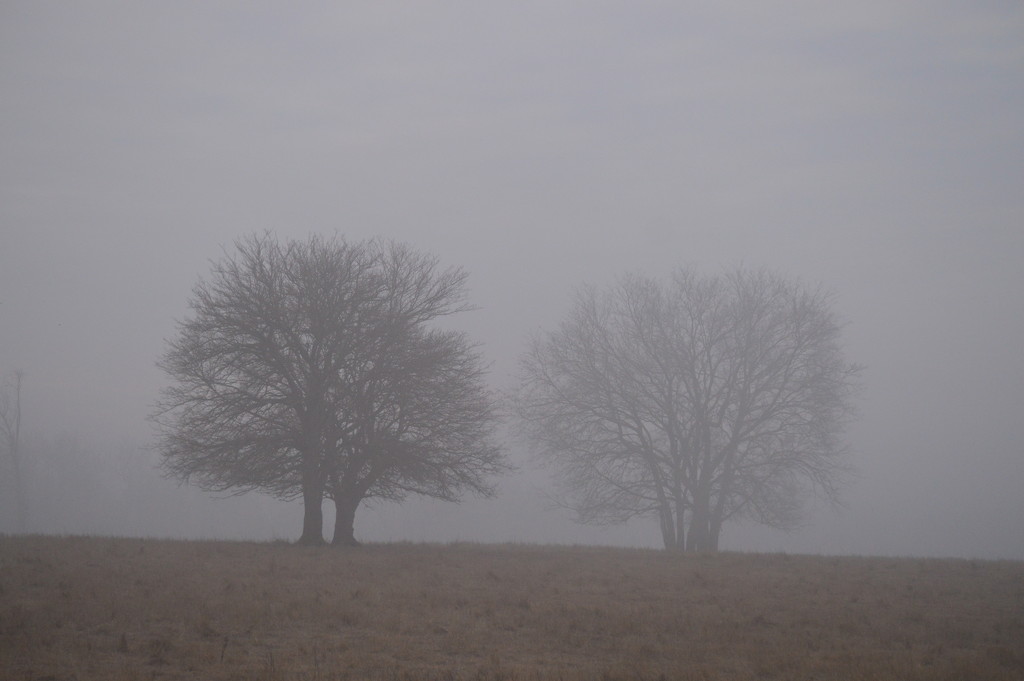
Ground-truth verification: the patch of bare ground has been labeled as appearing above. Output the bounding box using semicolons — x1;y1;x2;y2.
1;536;1023;680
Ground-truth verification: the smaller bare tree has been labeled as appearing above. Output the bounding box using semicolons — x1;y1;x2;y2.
0;370;25;532
517;268;860;551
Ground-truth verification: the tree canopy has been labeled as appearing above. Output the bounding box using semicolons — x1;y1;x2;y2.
516;268;860;551
153;233;506;545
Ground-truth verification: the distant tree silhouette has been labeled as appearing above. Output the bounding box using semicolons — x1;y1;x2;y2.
154;233;506;545
516;268;860;551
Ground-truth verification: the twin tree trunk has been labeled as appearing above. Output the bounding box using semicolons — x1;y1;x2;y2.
684;499;721;552
656;490;721;552
297;488;361;546
297;460;362;547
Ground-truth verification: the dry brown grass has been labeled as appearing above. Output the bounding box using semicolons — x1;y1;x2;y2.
1;535;1023;680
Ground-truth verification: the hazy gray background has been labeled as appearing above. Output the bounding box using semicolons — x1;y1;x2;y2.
2;2;1022;559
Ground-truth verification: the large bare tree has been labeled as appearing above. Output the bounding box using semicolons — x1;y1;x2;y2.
516;268;860;551
153;233;505;545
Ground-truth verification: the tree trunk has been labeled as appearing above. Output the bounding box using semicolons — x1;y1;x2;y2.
297;462;325;545
332;493;361;546
672;496;687;551
687;487;711;552
686;514;705;552
708;519;722;552
708;485;727;552
658;502;680;550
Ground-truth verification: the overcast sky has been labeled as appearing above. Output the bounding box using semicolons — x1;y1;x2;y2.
2;2;1022;558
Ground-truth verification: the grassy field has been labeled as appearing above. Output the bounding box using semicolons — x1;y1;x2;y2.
1;536;1023;680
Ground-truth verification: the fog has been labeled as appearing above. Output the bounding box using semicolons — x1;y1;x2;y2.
1;3;1022;559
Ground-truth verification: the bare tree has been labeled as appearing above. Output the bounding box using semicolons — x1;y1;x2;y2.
516;268;860;551
153;233;506;545
0;370;25;532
